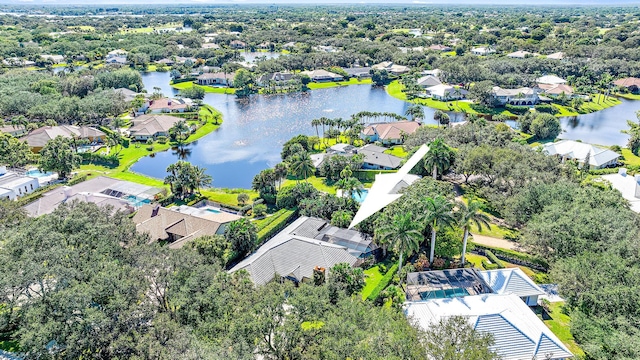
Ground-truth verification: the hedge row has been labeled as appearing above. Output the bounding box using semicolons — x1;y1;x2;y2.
67;174;88;186
353;169;397;181
505;104;531;115
534;104;558;114
473;242;549;270
481;259;500;270
257;209;297;242
255;209;291;232
16;183;62;206
79;152;120;167
485;250;505;269
366;263;399;302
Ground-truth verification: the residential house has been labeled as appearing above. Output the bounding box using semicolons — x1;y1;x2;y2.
371;61;410;76
536;75;567;85
301;69;344;82
506;50;535;59
113;88;142;102
256;72;294;86
23;176;161;217
107;49;128;59
602;169;640;213
128;114;183;140
0;167;39;201
0;125;27;137
478;268;546;306
313;45;338;53
491;87;539;106
361;121;421;145
105;56;127;65
349;144;428;228
327;143;357;154
40;54;65;63
426;84;468;101
428;44;452;52
197;72;235;86
175;56;197;65
546;52;565;60
421;69;442;78
201;43;220;50
471;47;496;56
2;57;35;67
230;40;246;49
145;98;192;113
257;42;273;50
416;75;442;88
229;216;378;285
542;139;620;169
132;204;242;248
342;67;372;79
405;293;573;360
156;58;175;66
537;83;574;97
283;42;296;50
357;144;403;170
613;77;640;94
22;125;106;152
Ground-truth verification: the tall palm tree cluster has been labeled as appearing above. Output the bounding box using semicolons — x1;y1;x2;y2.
310;111;411;148
377;197;490;271
164;160;212;200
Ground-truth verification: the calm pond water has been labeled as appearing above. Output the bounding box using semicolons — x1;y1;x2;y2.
134;71;640;188
133;71;465;188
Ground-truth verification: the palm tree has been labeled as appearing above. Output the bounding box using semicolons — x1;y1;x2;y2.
423;196;456;263
377;212;423;271
423;138;455;180
191;166;213;195
169;120;190;143
405;104;425;121
311;118;321;138
274;162;288;190
456;200;490;266
290;152;315;182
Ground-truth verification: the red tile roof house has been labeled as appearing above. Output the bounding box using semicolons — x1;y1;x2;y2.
145;98;190;113
613;77;640;94
361;121;421;145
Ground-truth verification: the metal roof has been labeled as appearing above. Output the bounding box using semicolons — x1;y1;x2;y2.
479;268;546;298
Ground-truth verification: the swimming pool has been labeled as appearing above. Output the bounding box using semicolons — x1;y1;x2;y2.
26;169;54;178
420;288;469;300
352;189;369;203
206;208;222;214
125;195;151;208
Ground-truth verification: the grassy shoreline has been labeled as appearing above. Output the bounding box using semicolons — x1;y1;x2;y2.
77;105;256;205
386;80;622;117
171;77;372;95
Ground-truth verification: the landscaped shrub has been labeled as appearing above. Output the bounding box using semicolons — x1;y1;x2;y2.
481;259;499;270
505;104;530;115
366;263;398;302
414;253;430;271
170;77;197;84
156;136;168;144
432;257;446;269
79;152;120;167
485;250;505;269
253;204;267;217
534;104;558;114
67;174;88;186
473;243;549;270
256;209;297;242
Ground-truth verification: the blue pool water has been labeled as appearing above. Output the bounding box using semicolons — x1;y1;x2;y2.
26;169;53;178
125;195;151;208
206;208;222;214
420;288;469;300
352;190;369;203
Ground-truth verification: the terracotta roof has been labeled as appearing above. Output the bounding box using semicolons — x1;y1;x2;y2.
613;77;640;88
362;121;421;141
538;83;574;95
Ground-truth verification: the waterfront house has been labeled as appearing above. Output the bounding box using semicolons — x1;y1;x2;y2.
491;87;539;106
256;72;294;86
371;61;410;76
342;67;372;79
145;98;191;113
416;75;442;88
301;69;344;82
613;77;640;94
197;72;235;86
426;84;468;101
361;121;421;145
128;114;183;140
230;40;246;49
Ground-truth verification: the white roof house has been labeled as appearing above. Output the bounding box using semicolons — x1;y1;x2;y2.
536;75;567;85
602;169;640;213
405;294;573;360
230;216;378;285
546;52;565;60
542;140;620;169
471;47;496;56
479;268;546;306
349;144;428;228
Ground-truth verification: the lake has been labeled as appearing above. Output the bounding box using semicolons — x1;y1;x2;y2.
134;71;640;188
134;71;464;188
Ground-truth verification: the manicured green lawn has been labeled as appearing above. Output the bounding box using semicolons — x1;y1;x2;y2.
282;176;338;194
171;81;237;94
361;265;384;300
307;78;372;90
621;148;640;166
616;92;640;100
552;96;621;116
539;302;585;357
384;146;408;158
473;223;517;239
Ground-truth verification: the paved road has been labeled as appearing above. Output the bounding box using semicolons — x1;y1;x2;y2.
470;233;520;251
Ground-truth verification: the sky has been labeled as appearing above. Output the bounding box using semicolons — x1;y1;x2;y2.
5;0;640;5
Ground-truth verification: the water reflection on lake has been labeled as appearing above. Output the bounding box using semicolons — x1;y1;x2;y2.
133;71;462;188
134;71;640;188
558;99;640;146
